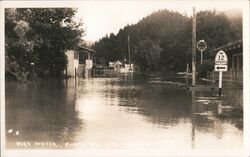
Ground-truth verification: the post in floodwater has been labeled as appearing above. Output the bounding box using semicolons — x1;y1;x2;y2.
219;71;222;96
30;62;35;81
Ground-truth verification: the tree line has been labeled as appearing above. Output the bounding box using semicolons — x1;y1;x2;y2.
92;9;242;75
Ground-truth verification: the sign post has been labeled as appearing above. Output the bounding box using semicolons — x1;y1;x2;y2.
197;40;207;64
218;71;222;96
214;50;228;97
30;62;35;81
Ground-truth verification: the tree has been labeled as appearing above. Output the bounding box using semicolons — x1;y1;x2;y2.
196;11;232;56
92;9;242;73
134;39;162;71
5;8;84;79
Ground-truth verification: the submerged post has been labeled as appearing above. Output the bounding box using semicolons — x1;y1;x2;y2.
128;35;131;71
192;7;196;86
219;71;222;96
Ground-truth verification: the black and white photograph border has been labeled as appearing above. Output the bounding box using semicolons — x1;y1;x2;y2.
0;0;250;157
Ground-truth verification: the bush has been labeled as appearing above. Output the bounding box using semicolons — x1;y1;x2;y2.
197;59;214;78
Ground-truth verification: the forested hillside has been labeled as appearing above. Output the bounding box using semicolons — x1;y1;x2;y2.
92;9;242;72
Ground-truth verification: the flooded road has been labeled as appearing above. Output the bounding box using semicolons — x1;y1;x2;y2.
5;73;243;149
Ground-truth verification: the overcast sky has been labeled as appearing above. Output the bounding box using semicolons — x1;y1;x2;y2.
75;1;244;42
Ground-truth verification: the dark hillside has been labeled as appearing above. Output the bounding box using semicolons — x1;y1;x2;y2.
92;9;242;72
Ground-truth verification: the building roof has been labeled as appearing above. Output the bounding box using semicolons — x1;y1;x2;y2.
213;40;242;53
114;60;123;65
77;45;96;53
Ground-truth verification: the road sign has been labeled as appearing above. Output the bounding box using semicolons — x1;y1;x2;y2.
215;50;228;65
215;64;227;72
214;50;228;96
197;40;207;65
197;40;207;51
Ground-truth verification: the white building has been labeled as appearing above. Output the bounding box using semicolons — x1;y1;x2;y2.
64;50;79;77
64;46;95;77
109;60;123;72
109;60;134;73
120;64;134;73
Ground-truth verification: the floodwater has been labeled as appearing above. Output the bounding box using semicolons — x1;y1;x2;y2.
5;73;243;149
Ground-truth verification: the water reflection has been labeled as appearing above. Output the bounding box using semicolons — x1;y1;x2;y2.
190;88;243;149
6;79;83;149
5;73;243;149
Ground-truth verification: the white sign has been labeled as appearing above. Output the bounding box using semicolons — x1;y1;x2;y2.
215;50;228;65
215;64;228;72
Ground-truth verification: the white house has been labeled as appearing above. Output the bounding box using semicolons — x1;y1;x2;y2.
109;60;123;72
109;60;134;73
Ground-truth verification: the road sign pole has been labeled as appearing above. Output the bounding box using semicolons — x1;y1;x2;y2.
219;71;222;96
201;51;203;64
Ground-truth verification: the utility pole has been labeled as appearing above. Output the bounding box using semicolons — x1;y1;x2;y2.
192;7;196;86
128;35;131;71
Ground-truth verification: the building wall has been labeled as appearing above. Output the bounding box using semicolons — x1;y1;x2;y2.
85;59;93;70
65;50;79;77
232;54;243;71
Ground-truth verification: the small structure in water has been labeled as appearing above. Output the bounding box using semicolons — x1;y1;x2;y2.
64;45;95;78
64;50;79;77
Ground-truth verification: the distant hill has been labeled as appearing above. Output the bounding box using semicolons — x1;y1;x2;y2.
92;9;242;72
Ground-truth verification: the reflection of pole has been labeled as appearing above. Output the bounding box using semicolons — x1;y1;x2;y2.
32;65;34;81
66;67;68;78
75;68;77;86
192;7;196;86
191;90;196;149
186;64;189;87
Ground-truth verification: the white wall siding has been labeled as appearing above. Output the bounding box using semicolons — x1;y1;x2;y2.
65;50;78;77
